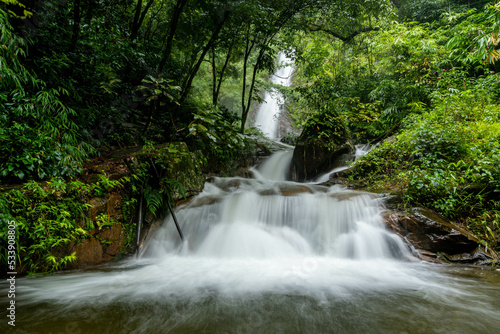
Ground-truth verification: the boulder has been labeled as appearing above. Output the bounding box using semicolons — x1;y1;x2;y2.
135;142;205;202
101;224;126;262
202;135;277;176
74;238;103;266
292;113;354;181
71;222;127;267
383;207;496;264
439;248;492;265
278;184;314;196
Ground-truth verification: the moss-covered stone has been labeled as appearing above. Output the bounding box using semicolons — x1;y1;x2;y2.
135;142;205;202
292;113;355;181
163;143;205;201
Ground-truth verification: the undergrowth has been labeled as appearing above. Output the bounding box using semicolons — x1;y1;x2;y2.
348;89;500;253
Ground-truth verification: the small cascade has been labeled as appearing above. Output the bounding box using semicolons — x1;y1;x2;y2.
143;152;409;261
252;150;293;181
355;143;373;160
254;52;294;139
313;143;375;183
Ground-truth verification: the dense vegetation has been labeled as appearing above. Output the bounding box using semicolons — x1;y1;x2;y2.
1;0;499;273
334;3;500;253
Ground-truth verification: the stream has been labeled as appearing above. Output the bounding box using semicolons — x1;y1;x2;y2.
2;151;500;334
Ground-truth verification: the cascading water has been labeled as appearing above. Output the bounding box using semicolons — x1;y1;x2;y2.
4;152;500;333
144;176;408;261
254;52;294;139
251;150;293;181
313;143;375;184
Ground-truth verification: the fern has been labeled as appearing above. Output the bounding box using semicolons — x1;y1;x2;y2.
144;186;164;216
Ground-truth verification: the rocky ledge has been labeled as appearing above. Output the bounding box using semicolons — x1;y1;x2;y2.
383;207;498;265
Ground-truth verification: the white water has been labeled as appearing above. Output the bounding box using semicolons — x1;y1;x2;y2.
252;150;293;181
254;52;294;139
355;143;372;160
313;143;374;183
6;151;500;333
144;178;409;261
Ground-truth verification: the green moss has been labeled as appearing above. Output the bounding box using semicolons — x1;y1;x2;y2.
299;112;352;150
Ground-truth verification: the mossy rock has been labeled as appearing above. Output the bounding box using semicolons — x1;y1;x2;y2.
136;142;205;202
292;113;355;181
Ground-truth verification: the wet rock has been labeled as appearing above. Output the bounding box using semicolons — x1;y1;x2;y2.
89;198;107;221
330;191;379;202
74;238;103;266
72;193;128;268
106;194;122;220
248;135;292;153
321;177;347;186
278;184;314;196
73;223;127;266
235;167;253;178
385;208;477;254
101;224;126;262
413;249;446;264
383;207;492;264
189;196;222;207
439;248;493;265
258;189;279;196
292;113;355;181
212;178;242;191
138;216;164;254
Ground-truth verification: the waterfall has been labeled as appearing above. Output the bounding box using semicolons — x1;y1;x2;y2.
252;150;293;181
254;52;294;139
143;169;409;260
9;151;500;333
313;143;375;183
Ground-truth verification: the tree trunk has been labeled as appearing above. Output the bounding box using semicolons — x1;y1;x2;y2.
240;25;254;132
179;10;230;104
240;48;264;133
158;0;188;73
130;0;143;41
130;0;156;42
211;46;217;105
212;40;234;106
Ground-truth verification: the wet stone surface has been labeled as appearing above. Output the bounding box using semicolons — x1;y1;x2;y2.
383;207;494;265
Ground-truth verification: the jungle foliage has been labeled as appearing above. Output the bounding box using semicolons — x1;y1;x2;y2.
340;1;500;252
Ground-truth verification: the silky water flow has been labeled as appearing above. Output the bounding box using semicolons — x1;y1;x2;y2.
5;150;500;334
254;52;294;139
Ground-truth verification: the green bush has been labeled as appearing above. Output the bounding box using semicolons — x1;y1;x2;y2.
0;174;132;274
348;90;500;251
188;106;248;168
0;8;91;184
409;120;469;163
0;179;90;274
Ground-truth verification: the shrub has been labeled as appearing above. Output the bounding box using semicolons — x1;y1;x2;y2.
0;8;92;183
